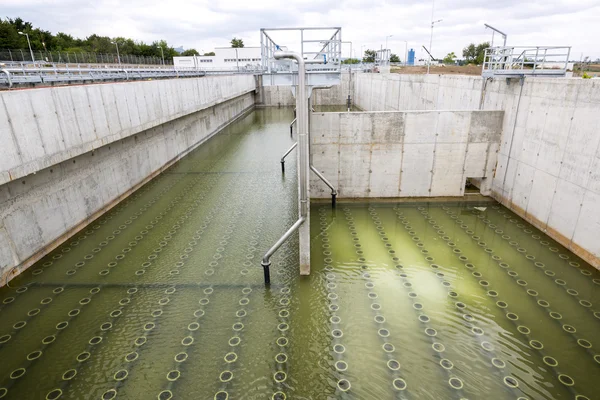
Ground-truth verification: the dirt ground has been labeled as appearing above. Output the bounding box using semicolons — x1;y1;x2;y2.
391;64;483;76
573;63;600;77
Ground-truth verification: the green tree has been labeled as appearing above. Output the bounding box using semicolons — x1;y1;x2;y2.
443;52;457;64
342;58;361;64
363;49;376;63
181;49;199;56
462;42;489;64
390;53;400;63
0;16;183;63
231;37;244;48
203;51;215;56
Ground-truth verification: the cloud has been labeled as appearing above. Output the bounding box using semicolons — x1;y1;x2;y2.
3;0;599;59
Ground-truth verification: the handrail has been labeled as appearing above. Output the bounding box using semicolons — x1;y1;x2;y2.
290;117;296;135
482;46;570;78
260;217;305;284
280;142;297;172
1;69;12;88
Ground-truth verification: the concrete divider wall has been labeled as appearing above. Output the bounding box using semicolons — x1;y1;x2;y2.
0;91;255;284
484;78;600;267
0;75;256;186
310;110;503;198
346;72;600;266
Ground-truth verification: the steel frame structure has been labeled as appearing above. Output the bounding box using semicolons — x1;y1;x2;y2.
259;27;342;86
482;46;571;78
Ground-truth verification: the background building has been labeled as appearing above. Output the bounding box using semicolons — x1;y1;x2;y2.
174;46;262;70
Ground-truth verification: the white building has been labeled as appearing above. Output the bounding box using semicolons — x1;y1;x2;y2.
174;47;262;70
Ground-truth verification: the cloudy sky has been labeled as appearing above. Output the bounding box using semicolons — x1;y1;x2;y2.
5;0;600;60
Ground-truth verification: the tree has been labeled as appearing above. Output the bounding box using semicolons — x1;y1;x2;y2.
203;51;215;56
462;42;490;64
181;49;199;56
363;49;376;63
231;37;244;48
0;16;182;63
390;53;400;63
443;52;457;64
342;58;361;64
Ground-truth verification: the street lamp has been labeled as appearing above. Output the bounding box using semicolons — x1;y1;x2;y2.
159;45;165;65
111;41;121;65
404;41;408;66
427;18;443;74
18;32;35;64
484;24;507;47
385;35;393;64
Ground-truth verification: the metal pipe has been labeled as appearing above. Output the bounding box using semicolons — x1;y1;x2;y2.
275;50;308;215
310;165;337;207
290;117;296;135
261;217;306;284
260;50;309;285
280;142;297;173
1;69;12;88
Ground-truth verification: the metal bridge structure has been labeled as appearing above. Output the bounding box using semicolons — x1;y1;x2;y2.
260;27;343;87
0;64;210;88
482;46;571;78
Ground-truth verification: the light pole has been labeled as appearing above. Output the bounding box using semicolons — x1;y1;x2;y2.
18;32;35;65
111;41;121;65
385;35;393;64
427;18;443;74
404;41;408;65
484;24;507;47
159;45;165;65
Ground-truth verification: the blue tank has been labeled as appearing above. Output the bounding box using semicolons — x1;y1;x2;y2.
408;49;415;66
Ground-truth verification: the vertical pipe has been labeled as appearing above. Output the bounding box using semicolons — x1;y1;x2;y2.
274;51;310;276
300;29;304;60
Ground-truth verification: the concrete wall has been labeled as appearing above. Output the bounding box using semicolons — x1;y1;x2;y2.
485;78;600;267
0;86;255;285
0;75;256;185
354;73;483;112
310;110;503;198
345;72;600;267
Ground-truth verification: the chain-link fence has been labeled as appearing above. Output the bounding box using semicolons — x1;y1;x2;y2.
0;49;173;65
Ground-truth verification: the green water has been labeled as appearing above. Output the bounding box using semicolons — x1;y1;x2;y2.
1;108;599;400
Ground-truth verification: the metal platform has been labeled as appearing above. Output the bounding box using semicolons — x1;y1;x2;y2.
0;64;207;88
482;46;571;78
260;27;343;87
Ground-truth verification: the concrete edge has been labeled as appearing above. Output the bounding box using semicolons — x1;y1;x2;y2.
492;191;600;271
311;194;496;204
1;96;256;287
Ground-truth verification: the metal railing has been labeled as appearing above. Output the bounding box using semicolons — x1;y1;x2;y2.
0;64;207;88
0;49;172;65
482;46;571;77
260;27;342;74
